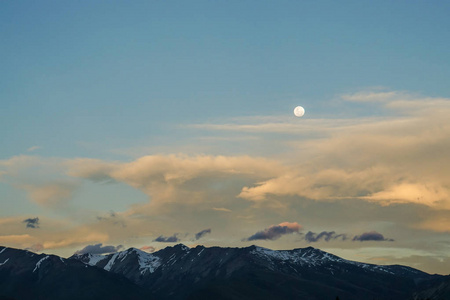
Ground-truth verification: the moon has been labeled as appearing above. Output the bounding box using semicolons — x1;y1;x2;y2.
293;106;305;117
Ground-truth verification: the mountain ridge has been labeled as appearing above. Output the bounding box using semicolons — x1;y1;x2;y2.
1;244;448;299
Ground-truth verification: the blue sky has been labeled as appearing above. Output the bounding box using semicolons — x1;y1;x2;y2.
1;1;450;274
3;0;449;158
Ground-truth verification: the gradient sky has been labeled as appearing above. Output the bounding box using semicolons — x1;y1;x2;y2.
2;1;450;274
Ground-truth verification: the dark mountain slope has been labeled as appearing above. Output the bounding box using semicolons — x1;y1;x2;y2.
414;275;450;300
0;246;151;300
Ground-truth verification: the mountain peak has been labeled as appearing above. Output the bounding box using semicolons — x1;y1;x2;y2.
171;243;190;252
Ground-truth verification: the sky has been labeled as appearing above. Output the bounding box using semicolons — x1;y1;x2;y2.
1;0;450;274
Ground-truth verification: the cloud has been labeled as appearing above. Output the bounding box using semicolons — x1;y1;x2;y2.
23;217;40;229
0;156;81;209
304;231;347;243
75;243;124;255
153;234;180;243
361;183;448;206
27;146;42;152
352;231;394;242
140;246;156;253
25;243;44;252
245;222;302;241
41;230;110;250
194;229;211;240
65;158;118;182
417;215;450;232
188;118;369;134
67;155;285;211
341;90;406;103
0;234;34;245
19;181;79;207
237;92;450;209
212;207;232;212
0;217;112;251
96;211;126;228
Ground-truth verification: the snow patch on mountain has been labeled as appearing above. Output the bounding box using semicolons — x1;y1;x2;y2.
80;253;108;266
104;252;120;271
132;248;161;275
0;258;9;266
250;245;397;275
251;246;341;267
180;244;190;252
33;256;49;272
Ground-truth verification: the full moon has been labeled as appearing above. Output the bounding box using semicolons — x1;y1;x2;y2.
294;106;305;117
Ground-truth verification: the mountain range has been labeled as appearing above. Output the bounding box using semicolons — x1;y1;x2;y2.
1;244;449;300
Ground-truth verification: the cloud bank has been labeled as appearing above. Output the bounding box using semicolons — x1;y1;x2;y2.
236;92;450;211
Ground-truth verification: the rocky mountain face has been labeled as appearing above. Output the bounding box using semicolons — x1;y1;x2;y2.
413;275;450;300
1;244;446;300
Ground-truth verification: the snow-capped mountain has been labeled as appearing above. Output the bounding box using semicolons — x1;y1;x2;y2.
1;243;446;300
72;246;162;284
73;244;427;281
71;244;437;300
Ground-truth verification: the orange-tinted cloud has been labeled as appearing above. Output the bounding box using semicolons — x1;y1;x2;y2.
68;155;285;209
0;234;34;245
140;246;156;253
238;92;450;209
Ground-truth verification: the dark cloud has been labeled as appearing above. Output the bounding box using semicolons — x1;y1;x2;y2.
74;243;124;255
153;234;180;243
245;222;301;241
23;217;40;229
304;231;347;243
195;228;211;240
352;231;394;242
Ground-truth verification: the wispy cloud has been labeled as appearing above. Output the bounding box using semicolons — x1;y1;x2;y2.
187;118;376;134
212;207;232;212
194;228;211;240
27;146;42;152
304;231;347;243
341;90;407;103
